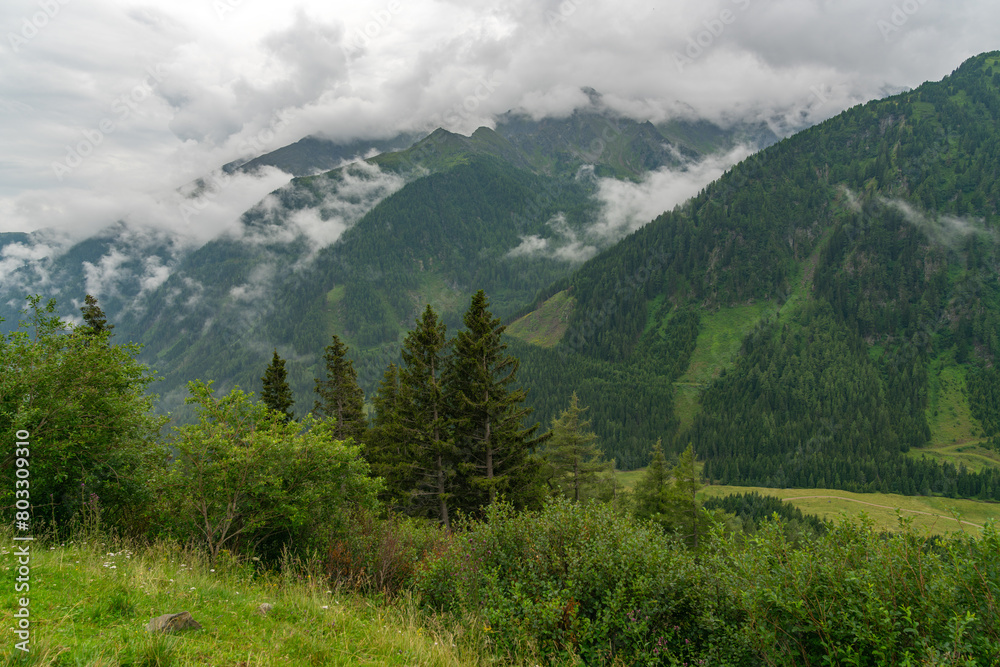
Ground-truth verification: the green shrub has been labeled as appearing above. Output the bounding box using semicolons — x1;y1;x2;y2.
415;497;747;665
325;509;447;596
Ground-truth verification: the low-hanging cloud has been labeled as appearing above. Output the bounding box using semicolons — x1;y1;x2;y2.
237;159;405;250
882;197;998;250
2;0;999;247
590;145;754;241
507;213;599;263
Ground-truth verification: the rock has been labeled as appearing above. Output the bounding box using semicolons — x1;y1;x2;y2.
147;611;203;633
256;603;273;616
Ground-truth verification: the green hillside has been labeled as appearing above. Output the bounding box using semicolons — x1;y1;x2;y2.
510;52;1000;498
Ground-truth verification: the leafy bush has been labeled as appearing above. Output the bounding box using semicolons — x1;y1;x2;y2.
415;497;747;665
324;509;446;595
725;516;1000;665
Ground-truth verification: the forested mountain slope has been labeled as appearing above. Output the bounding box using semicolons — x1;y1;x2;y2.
510;52;1000;495
2;103;764;418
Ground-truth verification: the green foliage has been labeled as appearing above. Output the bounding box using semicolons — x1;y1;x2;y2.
159;381;380;561
968;368;1000;450
633;439;673;524
260;349;294;422
414;498;745;665
542;392;612;502
323;509;447;596
80;293;114;336
0;295;165;533
313;334;366;442
702;491;828;538
396;305;457;528
448;291;550;511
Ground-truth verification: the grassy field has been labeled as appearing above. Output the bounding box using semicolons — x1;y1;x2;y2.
505;290;574;348
615;468;1000;536
0;530;487;667
671;302;775;430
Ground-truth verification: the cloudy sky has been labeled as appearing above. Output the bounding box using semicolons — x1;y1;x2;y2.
1;0;997;242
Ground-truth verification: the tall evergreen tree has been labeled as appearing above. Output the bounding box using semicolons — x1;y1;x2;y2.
544;392;610;502
364;364;416;510
313;334;366;442
398;305;456;528
634;438;672;523
80;294;113;336
670;444;706;550
447;290;549;512
261;349;294;422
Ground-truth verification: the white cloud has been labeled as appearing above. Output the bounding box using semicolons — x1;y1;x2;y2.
1;0;998;243
591;145;754;240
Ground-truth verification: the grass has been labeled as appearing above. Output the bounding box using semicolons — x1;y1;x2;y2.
616;469;1000;536
699;485;1000;536
0;529;490;666
504;290;575;348
671;302;775;429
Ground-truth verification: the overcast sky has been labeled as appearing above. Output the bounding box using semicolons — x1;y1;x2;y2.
1;0;997;241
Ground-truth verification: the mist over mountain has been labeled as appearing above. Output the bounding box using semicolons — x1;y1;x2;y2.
1;101;773;421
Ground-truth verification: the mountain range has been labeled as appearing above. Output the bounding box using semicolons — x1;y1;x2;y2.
3;53;1000;500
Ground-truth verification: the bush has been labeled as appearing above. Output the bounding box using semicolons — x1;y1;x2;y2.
415;497;747;665
324;509;446;595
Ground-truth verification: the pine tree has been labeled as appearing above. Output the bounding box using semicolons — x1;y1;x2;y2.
398;305;456;528
447;290;549;512
633;438;672;523
313;334;366;442
261;349;294;422
544;392;610;502
364;363;416;510
671;444;705;550
80;294;113;336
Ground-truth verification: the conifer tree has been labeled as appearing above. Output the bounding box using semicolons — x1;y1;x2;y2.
544;392;611;502
634;438;672;523
363;363;415;510
397;305;456;528
447;290;549;512
261;349;294;422
313;334;366;442
670;444;707;550
80;294;113;336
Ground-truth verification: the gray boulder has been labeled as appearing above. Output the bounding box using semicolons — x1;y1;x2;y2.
147;611;203;633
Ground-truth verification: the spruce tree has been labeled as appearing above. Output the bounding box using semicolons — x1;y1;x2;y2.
447;290;549;512
364;363;416;510
544;392;610;502
634;438;672;523
397;305;456;528
313;334;366;442
261;349;294;422
80;294;113;336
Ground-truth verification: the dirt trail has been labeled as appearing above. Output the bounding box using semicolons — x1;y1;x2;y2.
785;495;983;529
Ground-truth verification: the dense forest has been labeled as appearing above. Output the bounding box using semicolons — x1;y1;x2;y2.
504;51;1000;498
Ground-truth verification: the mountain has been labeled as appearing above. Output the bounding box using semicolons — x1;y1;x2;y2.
222;132;421;177
508;52;1000;495
1;102;768;422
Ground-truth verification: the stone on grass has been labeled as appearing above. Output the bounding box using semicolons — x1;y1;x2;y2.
147;611;202;633
256;603;274;616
